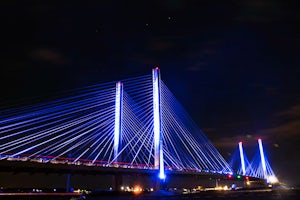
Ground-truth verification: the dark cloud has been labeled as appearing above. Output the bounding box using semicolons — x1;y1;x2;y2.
264;120;300;138
212;105;300;149
30;48;67;65
236;0;290;23
213;135;254;149
186;62;208;72
149;39;174;52
277;105;300;119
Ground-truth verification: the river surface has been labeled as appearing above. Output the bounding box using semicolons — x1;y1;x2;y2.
0;189;298;200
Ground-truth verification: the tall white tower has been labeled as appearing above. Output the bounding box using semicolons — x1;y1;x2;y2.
152;67;165;179
114;81;123;162
258;138;267;179
238;141;246;175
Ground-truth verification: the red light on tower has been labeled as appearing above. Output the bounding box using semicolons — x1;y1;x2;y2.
228;174;232;179
245;176;249;180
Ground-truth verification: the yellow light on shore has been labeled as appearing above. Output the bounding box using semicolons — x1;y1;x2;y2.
215;185;229;191
133;185;142;195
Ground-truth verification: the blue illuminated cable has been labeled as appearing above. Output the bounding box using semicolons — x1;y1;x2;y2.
0;91;115;133
0;104;114;154
1;104;115;158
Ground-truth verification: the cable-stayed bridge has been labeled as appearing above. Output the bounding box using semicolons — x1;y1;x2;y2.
0;68;277;188
229;140;278;184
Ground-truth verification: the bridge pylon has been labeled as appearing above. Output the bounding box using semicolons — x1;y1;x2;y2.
238;142;246;175
114;81;123;162
113;82;123;191
152;67;165;181
258;138;267;179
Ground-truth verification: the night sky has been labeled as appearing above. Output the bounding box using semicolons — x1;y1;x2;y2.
1;1;299;186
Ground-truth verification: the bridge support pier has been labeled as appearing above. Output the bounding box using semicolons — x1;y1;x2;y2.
154;175;167;191
113;174;123;192
66;173;71;192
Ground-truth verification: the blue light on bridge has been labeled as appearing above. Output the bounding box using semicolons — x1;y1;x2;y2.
152;67;165;180
114;81;123;162
258;138;267;179
229;139;278;183
238;141;246;175
1;69;239;181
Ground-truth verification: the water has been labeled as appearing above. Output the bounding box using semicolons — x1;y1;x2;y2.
0;189;298;200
